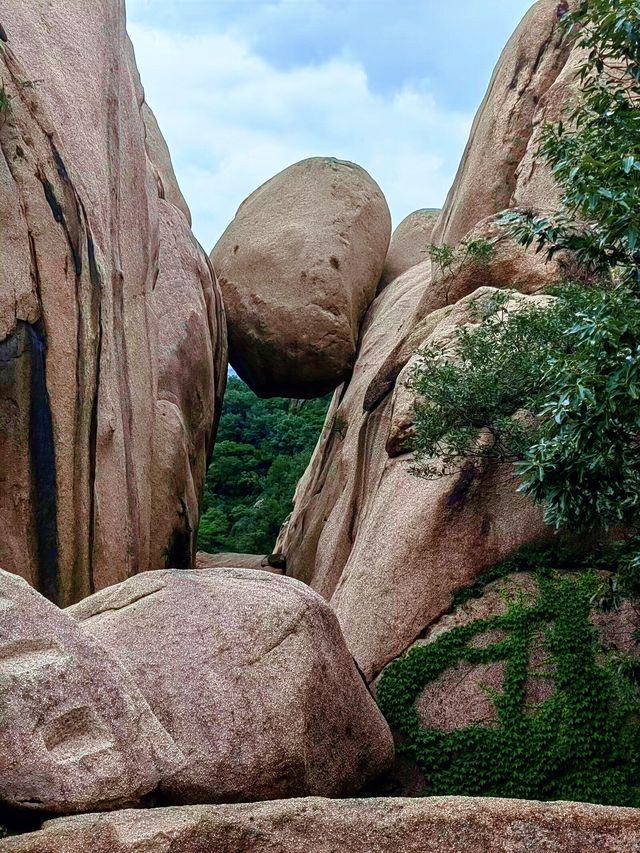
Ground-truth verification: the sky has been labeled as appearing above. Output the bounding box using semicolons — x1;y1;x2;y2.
127;0;535;252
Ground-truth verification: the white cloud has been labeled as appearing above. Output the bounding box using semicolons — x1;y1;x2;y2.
128;22;473;251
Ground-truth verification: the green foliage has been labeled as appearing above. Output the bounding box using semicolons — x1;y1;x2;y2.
412;2;640;532
449;540;589;609
377;550;640;806
502;0;640;529
0;80;11;119
197;377;329;554
518;285;640;529
409;285;603;479
428;237;495;279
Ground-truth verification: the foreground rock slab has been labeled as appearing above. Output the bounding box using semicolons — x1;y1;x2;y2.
4;797;640;852
0;570;182;814
68;569;393;804
211;156;391;398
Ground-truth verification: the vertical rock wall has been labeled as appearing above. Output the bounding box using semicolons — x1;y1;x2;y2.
0;0;226;605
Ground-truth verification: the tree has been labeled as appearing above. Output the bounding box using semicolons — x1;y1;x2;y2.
198;378;329;554
411;0;640;532
505;0;640;530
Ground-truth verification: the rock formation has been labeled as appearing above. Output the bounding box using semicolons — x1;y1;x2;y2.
211;157;391;398
430;0;577;246
414;213;574;320
381;571;640;736
5;798;640;853
277;287;555;682
0;0;636;846
0;1;227;607
276;0;589;684
0;569;182;814
67;568;394;803
379;209;440;291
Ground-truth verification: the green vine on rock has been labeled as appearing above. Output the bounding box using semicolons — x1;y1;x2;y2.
377;561;640;806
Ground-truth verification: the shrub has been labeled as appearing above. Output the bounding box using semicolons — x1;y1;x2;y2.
409;285;603;480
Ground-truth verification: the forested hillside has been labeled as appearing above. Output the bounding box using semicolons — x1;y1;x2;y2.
197;378;330;554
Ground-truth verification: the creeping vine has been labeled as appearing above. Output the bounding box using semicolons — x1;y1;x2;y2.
377;551;640;806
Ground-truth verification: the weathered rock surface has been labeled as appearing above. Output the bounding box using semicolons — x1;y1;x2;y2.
67;569;393;804
5;797;640;852
277;285;552;682
392;573;550;734
378;570;638;751
151;201;226;572
0;1;226;605
431;0;577;247
387;288;554;458
195;552;283;573
512;45;584;212
415;213;571;320
0;569;182;814
211;157;391;398
379;209;440;291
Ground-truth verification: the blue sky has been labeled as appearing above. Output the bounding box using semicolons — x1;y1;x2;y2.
127;0;535;251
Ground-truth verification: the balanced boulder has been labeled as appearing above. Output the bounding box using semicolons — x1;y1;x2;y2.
68;569;393;804
0;570;182;814
211;157;391;398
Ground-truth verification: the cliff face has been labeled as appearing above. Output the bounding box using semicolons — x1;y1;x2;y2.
431;0;578;246
276;0;584;682
0;0;226;606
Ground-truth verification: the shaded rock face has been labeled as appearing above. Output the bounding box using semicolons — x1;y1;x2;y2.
379;209;440;291
67;569;394;804
211;157;391;398
277;286;552;683
0;2;227;605
431;0;578;247
5;798;640;853
0;569;182;814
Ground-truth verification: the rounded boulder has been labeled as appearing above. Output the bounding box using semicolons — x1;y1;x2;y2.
68;568;394;804
379;209;440;291
211;157;391;398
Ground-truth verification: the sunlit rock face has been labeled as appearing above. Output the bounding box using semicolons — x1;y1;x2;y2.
0;0;227;606
276;0;586;683
211;156;391;399
276;285;555;682
379;209;440;292
68;568;394;804
430;0;578;247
